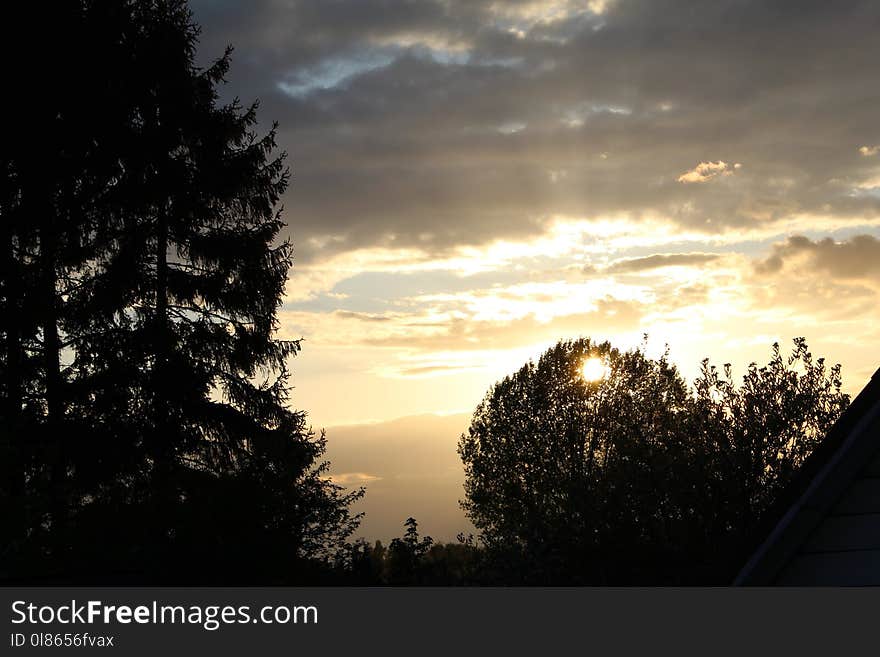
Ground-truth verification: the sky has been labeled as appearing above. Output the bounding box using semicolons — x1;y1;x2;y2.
190;0;880;542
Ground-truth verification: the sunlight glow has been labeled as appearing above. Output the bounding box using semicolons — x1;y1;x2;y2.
581;356;608;382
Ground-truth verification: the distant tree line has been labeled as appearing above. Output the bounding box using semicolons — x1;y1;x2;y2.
335;519;481;586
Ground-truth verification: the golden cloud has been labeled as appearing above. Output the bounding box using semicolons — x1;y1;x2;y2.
677;160;742;183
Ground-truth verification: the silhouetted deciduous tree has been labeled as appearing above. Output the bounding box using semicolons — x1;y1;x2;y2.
688;338;850;570
458;337;849;584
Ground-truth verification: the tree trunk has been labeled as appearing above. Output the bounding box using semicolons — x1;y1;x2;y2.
38;199;67;551
1;221;26;542
151;205;175;563
2;225;23;431
154;206;169;462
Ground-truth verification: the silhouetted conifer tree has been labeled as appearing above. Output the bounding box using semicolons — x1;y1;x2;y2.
1;0;362;583
1;2;132;566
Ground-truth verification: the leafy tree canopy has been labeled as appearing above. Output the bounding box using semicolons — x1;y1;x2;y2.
458;337;850;584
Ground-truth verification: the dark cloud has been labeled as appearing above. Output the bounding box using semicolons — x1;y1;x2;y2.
607;252;720;273
190;0;880;259
756;234;880;279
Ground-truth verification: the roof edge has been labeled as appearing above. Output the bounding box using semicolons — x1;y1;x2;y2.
734;367;880;585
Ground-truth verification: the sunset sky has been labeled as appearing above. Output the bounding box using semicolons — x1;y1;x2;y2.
190;0;880;541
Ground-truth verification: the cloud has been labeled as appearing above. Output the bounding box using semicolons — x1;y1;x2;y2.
606;252;720;273
334;310;393;322
327;472;382;485
188;0;880;259
286;291;646;358
588;0;613;15
277;50;395;97
859;145;880;157
755;234;880;280
395;364;484;377
677;161;741;184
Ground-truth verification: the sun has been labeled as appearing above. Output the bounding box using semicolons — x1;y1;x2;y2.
581;357;607;382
